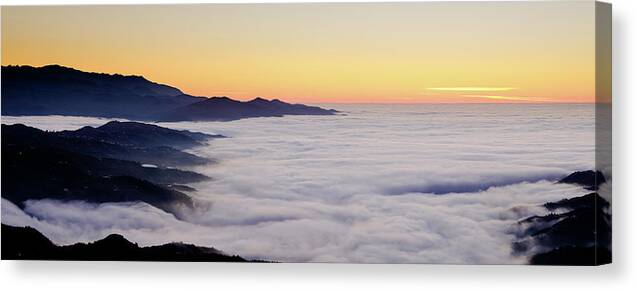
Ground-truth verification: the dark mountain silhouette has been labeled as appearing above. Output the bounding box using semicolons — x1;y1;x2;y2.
514;172;611;265
2;143;196;216
544;192;609;211
530;246;611;265
558;170;607;190
2;224;266;262
3;122;213;168
1;65;204;119
59;121;222;149
1;65;337;121
1;122;220;217
159;97;338;122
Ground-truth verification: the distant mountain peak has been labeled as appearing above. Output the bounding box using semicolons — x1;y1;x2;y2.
41;64;78;71
249;97;269;102
159;95;337;122
93;234;137;247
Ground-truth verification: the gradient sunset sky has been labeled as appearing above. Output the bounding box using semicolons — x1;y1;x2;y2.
1;2;596;103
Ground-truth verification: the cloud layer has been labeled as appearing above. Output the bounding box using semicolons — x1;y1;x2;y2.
1;104;595;263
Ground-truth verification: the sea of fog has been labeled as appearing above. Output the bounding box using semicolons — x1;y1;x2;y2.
1;104;596;263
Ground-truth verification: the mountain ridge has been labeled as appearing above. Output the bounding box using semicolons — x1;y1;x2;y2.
1;224;267;262
159;95;338;122
1;64;337;121
512;171;612;265
1;122;219;217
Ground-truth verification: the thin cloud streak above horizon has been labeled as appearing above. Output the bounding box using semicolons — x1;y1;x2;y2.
427;87;517;92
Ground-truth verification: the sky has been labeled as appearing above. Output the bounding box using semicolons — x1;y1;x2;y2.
1;2;596;103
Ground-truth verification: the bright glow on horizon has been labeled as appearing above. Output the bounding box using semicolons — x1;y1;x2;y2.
427;87;517;92
461;95;552;102
1;2;595;103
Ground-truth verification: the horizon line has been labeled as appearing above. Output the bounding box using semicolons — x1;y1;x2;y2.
309;102;597;105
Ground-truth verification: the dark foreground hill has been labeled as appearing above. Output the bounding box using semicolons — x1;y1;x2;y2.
1;224;265;262
1;65;337;121
513;171;611;265
558;170;607;190
1;122;217;217
3;121;214;168
58;121;221;149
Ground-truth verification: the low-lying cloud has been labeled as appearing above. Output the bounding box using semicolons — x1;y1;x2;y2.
2;104;596;263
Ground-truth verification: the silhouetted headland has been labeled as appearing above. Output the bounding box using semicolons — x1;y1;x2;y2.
1;65;337;121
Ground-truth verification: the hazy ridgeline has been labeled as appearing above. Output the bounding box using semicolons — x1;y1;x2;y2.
2;103;596;263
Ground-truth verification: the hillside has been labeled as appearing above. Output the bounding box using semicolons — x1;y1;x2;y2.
1;65;337;121
1;224;261;262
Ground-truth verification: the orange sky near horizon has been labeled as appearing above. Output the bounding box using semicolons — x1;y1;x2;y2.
1;2;596;103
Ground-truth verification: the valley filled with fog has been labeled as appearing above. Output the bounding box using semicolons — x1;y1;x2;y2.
1;104;596;263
